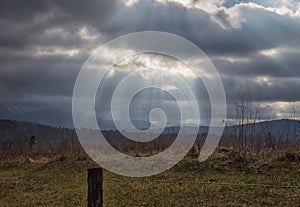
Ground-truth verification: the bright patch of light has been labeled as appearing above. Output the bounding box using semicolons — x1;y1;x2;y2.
260;48;280;57
154;0;192;6
161;85;178;91
173;0;191;5
193;0;225;13
125;0;139;6
78;27;99;40
263;101;300;119
276;101;291;109
34;47;80;57
256;76;273;86
217;56;250;63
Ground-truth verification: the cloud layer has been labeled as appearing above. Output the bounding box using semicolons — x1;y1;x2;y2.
0;0;299;127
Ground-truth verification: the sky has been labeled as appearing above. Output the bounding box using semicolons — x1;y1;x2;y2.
0;0;300;128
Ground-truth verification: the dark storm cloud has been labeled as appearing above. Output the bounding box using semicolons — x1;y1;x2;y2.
0;0;120;49
0;0;52;20
0;0;120;102
221;74;300;103
0;56;81;100
0;0;299;126
4;0;298;56
214;49;300;78
2;0;300;56
95;2;300;57
0;0;120;22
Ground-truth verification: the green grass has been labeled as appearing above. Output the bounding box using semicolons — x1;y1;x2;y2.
1;148;300;206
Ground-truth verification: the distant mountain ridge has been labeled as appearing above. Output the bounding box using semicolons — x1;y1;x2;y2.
0;119;76;151
0;119;299;151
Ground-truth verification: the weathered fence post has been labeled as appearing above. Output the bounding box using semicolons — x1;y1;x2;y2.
88;168;103;207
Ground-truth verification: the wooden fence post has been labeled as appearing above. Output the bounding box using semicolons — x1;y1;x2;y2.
88;168;103;207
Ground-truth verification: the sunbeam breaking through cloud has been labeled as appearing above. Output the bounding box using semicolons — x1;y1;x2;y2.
0;0;299;127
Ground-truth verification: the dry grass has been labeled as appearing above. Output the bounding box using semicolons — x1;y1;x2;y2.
1;147;300;206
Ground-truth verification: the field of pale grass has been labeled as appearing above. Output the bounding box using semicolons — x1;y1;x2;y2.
1;147;300;206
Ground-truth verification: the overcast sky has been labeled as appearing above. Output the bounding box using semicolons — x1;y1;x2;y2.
0;0;299;127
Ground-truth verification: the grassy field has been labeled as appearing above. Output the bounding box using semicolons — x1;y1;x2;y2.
1;148;300;206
